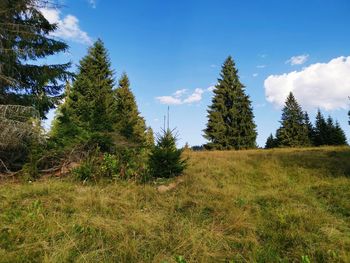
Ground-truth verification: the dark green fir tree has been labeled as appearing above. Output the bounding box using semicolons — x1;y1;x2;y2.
0;0;71;118
52;39;115;150
114;73;147;145
314;109;328;146
265;133;278;149
203;56;257;150
276;92;309;147
304;111;315;145
332;121;347;145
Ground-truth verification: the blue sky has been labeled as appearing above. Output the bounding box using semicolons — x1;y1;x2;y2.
43;0;350;146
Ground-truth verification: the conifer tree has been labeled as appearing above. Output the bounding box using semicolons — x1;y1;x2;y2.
203;56;257;150
304;111;315;145
145;127;155;147
332;121;347;145
325;116;335;145
114;73;147;145
149;129;187;178
52;39;115;149
265;133;278;149
276;92;309;147
0;0;71;118
314;110;328;146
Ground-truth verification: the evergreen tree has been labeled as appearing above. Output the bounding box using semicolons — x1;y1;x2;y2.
265;133;278;149
276;92;309;147
325;116;347;146
304;111;315;145
203;56;257;150
314;110;328;146
114;73;147;145
149;129;187;178
0;0;71;118
325;116;335;145
145;127;155;148
52;39;115;150
332;121;347;145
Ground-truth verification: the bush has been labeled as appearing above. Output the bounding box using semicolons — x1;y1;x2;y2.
72;146;151;182
148;129;187;179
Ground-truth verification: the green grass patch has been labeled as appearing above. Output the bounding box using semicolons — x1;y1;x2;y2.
0;146;350;262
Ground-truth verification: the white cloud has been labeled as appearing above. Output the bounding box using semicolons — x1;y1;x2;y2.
173;89;187;98
40;8;92;44
183;88;204;103
210;64;218;68
156;87;209;105
286;54;309;66
253;73;259;77
155;96;182;105
264;56;350;110
257;65;266;68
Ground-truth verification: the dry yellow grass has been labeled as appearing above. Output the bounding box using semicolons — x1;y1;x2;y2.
0;146;350;262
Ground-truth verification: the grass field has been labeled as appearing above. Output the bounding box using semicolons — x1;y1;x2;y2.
0;147;350;262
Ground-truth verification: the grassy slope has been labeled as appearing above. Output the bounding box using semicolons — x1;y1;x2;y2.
0;147;350;263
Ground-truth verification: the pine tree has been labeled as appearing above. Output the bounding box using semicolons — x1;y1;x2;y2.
304;111;315;145
113;73;147;145
203;56;257;150
276;92;309;147
265;133;278;149
0;0;71;118
314;110;328;146
149;129;187;178
52;39;115;150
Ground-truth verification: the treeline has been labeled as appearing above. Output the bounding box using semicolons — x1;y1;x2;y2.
0;1;349;178
265;93;347;148
202;58;348;150
0;0;186;180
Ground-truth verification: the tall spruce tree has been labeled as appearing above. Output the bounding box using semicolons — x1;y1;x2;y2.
332;121;347;145
0;0;71;118
276;92;309;147
113;73;147;145
52;39;115;150
325;116;335;145
304;111;315;145
314;110;328;146
203;56;257;150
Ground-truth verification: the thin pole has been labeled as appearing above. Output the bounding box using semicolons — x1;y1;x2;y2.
163;115;166;131
167;106;170;130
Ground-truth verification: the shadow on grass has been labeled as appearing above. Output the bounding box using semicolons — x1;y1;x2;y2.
273;148;350;178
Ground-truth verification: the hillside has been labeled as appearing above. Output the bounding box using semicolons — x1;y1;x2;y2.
0;147;350;262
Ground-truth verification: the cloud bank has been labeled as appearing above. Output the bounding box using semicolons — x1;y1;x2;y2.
265;56;350;110
40;8;92;44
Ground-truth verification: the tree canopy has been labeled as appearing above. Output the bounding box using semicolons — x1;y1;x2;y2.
0;0;71;118
204;56;257;150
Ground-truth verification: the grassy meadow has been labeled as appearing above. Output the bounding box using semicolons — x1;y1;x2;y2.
0;147;350;262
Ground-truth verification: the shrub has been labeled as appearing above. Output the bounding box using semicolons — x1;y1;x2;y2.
148;129;187;179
